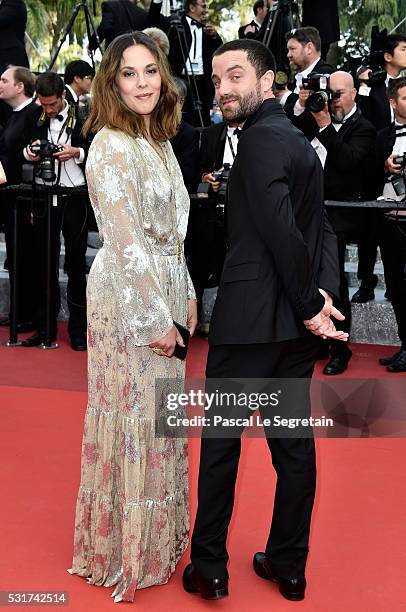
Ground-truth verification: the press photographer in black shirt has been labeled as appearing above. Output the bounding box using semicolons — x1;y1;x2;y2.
21;72;90;351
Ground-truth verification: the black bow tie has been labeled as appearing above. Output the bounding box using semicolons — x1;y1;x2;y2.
55;114;64;122
233;128;242;139
189;17;203;28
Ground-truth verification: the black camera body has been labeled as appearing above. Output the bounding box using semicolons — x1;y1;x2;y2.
29;139;63;182
212;163;231;201
302;73;340;113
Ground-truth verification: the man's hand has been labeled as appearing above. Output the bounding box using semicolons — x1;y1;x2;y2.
244;24;256;35
303;289;349;341
26;139;41;162
385;153;402;175
202;171;220;192
298;85;311;109
203;23;217;36
311;103;332;129
187;299;198;337
53;144;80;162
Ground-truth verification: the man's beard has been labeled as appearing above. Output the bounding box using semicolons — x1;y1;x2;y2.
219;83;263;123
331;108;345;123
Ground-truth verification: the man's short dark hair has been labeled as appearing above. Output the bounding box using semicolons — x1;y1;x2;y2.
64;60;95;85
387;76;406;100
253;0;264;16
286;26;321;53
184;0;199;12
213;39;276;78
35;72;65;98
384;33;406;57
8;65;35;98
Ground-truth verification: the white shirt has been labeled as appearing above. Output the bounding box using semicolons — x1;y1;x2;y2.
13;97;33;112
383;120;406;202
184;16;204;76
311;104;358;168
223;126;240;166
24;100;85;187
65;84;79;104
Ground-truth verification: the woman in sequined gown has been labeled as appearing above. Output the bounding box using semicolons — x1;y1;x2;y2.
68;32;197;602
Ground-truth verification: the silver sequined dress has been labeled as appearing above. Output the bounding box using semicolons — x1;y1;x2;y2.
68;127;195;602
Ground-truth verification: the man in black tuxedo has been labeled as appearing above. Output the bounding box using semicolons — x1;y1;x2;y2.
21;72;90;350
170;76;199;194
88;0;150;53
183;39;346;602
64;60;94;107
375;77;406;373
0;0;29;74
301;0;339;60
0;65;36;329
352;34;406;303
281;27;334;142
309;70;377;375
149;0;222;126
238;0;270;39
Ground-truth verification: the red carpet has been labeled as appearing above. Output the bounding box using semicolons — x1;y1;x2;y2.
1;324;406;610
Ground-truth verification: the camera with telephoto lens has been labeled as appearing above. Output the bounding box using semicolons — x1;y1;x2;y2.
212;163;231;202
302;74;341;113
29;139;63;182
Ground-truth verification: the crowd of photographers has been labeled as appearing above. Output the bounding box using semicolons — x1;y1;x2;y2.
0;0;405;373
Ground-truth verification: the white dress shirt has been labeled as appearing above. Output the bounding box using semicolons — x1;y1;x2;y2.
293;57;323;116
311;104;358;168
184;16;204;76
223;126;240;166
383;120;406;203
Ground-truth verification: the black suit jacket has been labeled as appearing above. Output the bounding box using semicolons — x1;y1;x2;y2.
357;81;392;132
0;0;29;73
64;86;78;107
284;58;335;141
209;98;339;346
302;0;340;46
170;119;199;194
0;99;37;184
375;123;397;196
319;110;378;236
149;2;222;109
199;121;228;174
22;102;90;175
88;0;150;51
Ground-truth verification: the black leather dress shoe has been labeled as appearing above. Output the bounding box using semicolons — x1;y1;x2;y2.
21;332;55;347
379;351;402;366
182;564;229;600
323;352;352;376
351;275;378;304
70;335;87;351
386;351;406;373
253;552;306;601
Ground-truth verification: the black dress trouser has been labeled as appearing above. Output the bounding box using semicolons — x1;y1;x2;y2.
191;335;320;580
32;193;88;337
379;215;406;348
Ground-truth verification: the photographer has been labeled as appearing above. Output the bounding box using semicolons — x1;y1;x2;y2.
64;60;94;108
352;34;406;303
187;99;242;329
282;27;334;141
238;0;272;39
0;65;37;331
148;0;223;126
310;70;377;374
375;77;406;372
21;72;90;351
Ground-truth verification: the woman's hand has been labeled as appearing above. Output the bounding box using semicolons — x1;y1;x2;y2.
187;299;198;337
149;325;184;358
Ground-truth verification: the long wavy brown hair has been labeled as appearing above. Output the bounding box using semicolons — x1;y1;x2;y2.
83;32;180;141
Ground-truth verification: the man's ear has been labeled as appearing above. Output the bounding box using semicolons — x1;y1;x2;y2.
384;51;393;65
389;97;396;111
261;69;274;94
